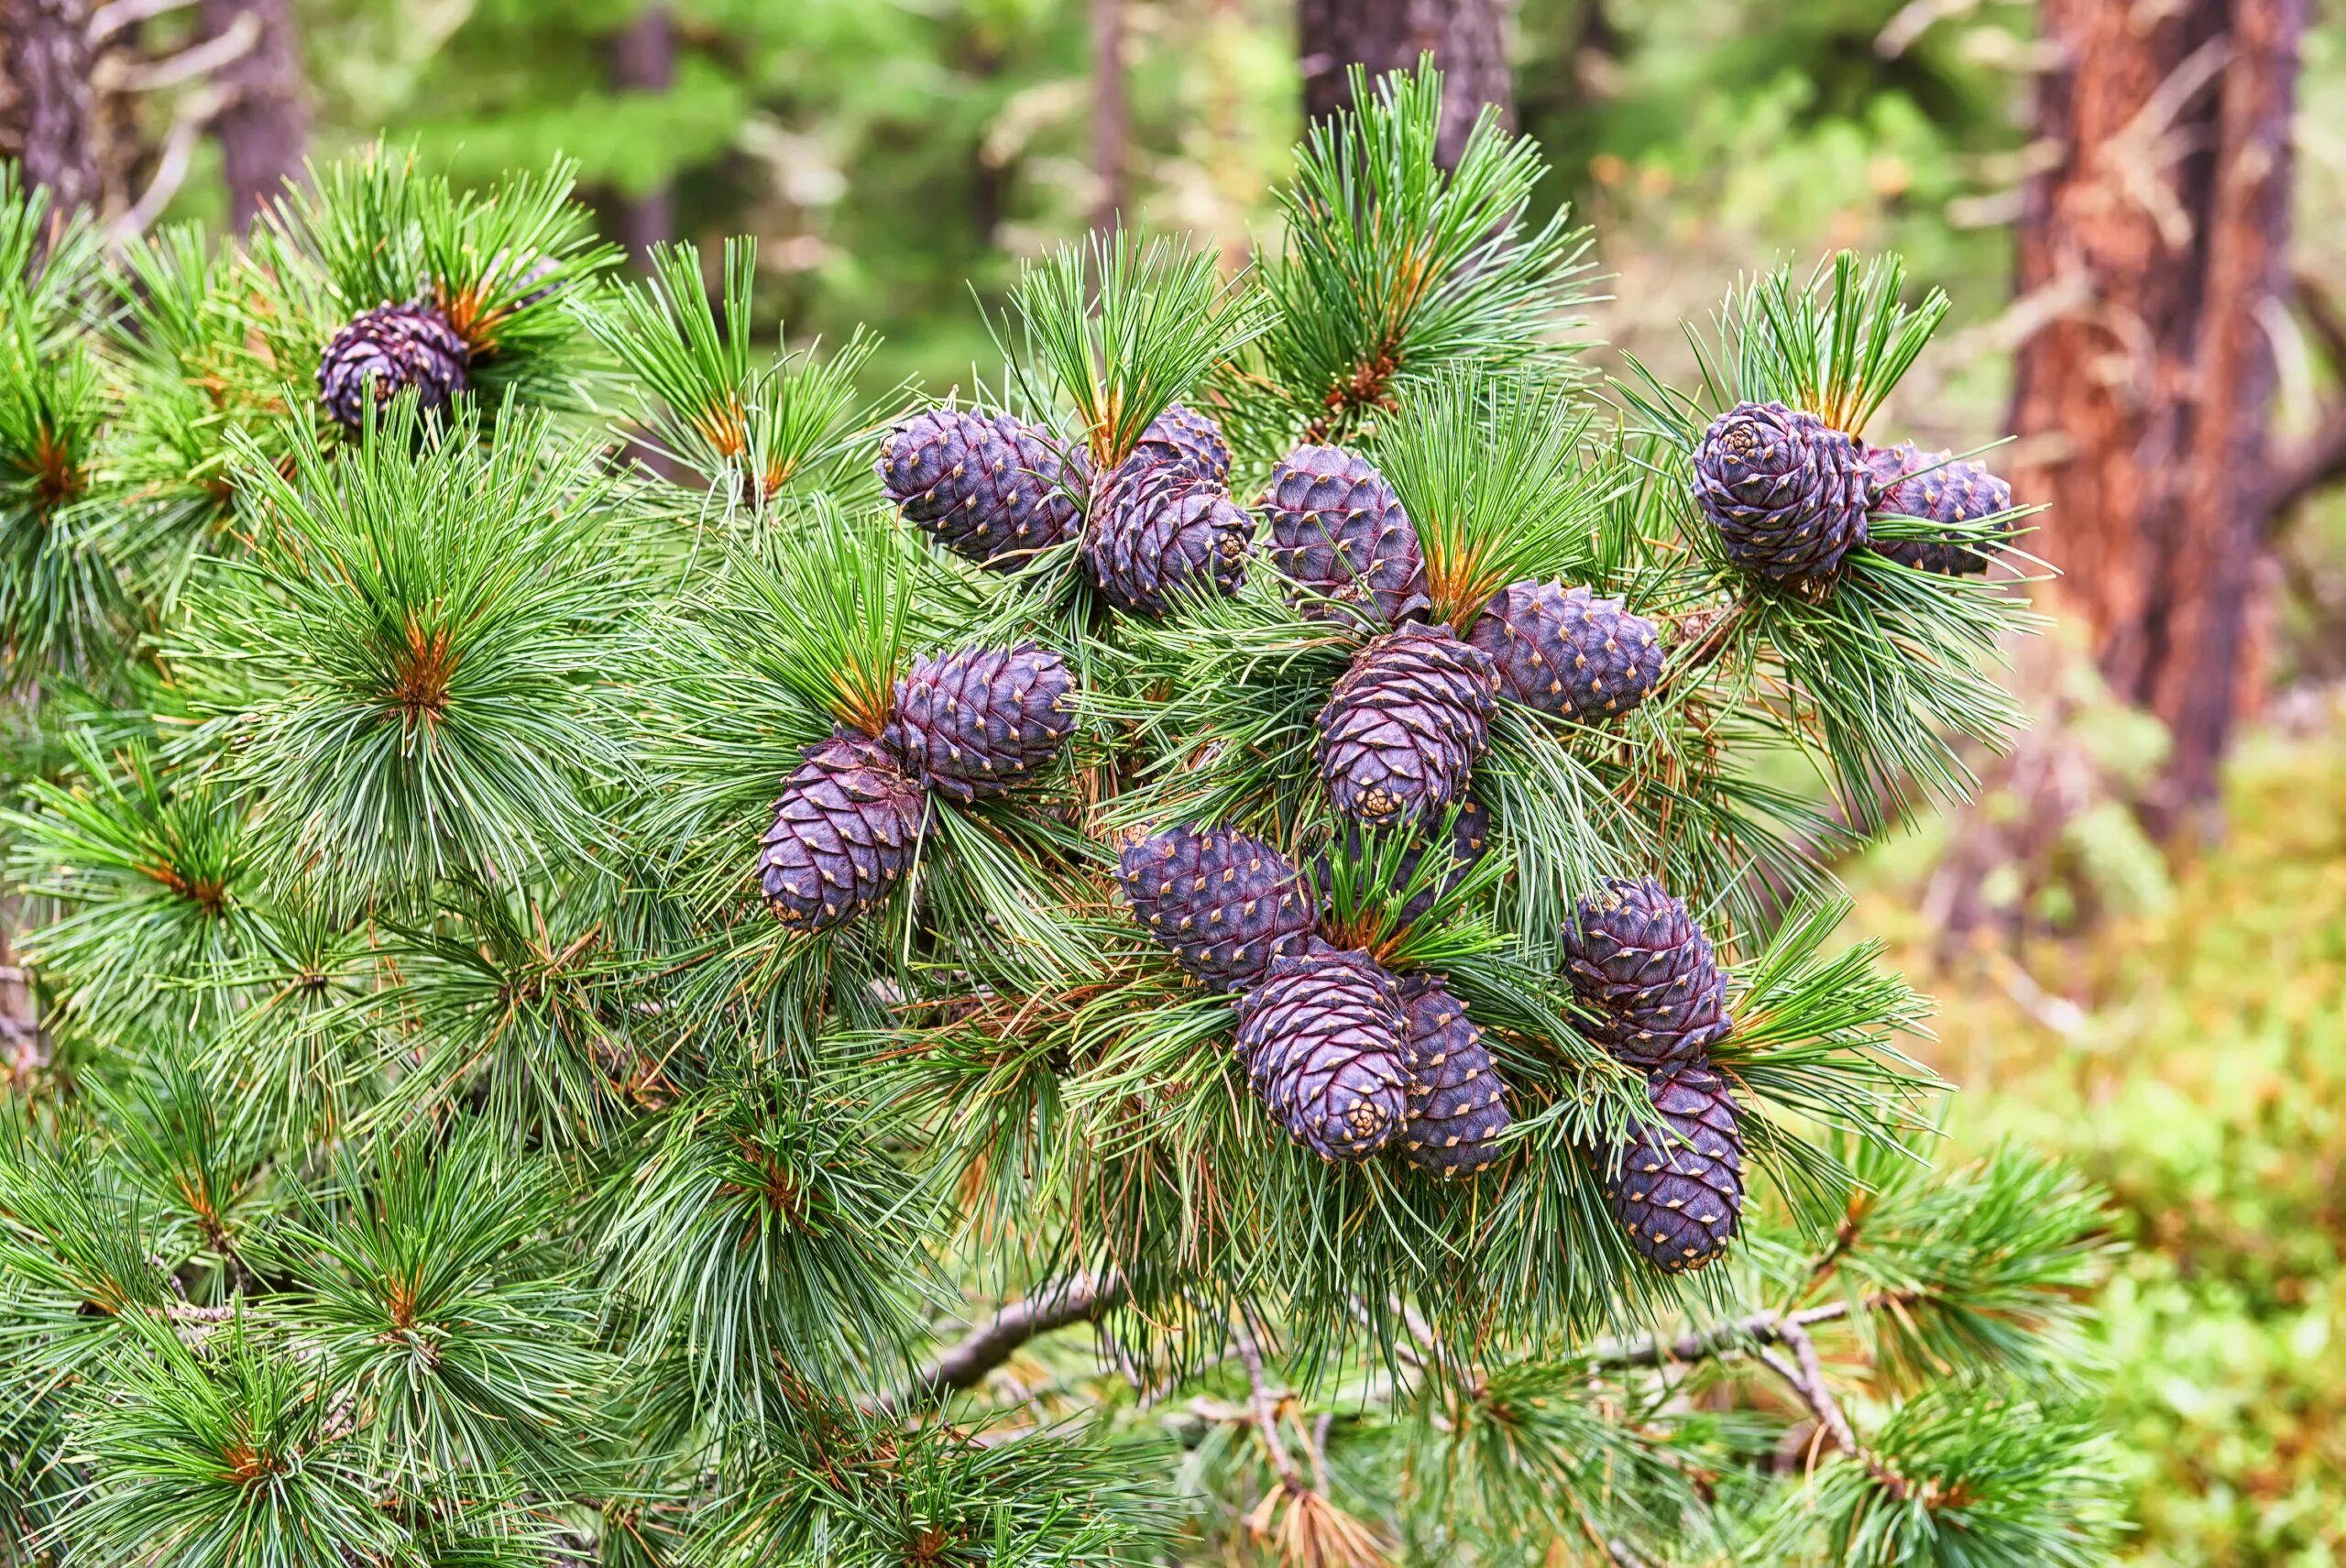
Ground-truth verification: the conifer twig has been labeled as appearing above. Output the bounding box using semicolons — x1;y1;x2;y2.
878;1270;1128;1416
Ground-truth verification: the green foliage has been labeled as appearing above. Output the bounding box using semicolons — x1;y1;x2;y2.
0;65;2119;1568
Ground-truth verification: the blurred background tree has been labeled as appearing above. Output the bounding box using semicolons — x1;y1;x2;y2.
3;1;2343;1560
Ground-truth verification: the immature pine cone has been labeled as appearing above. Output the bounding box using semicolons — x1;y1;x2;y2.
1600;1062;1745;1275
1468;581;1662;722
1693;400;1869;587
878;410;1081;570
1562;876;1732;1067
1318;622;1499;829
1395;972;1511;1179
1258;444;1431;628
759;731;930;933
1862;441;2013;576
318;302;471;432
1235;941;1412;1163
880;645;1076;803
1117;824;1319;993
1130;403;1233;489
1082;466;1252;616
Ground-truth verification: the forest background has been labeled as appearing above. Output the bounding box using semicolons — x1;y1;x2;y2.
3;0;2342;1561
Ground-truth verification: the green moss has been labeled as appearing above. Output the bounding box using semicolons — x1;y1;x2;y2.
1850;724;2346;1563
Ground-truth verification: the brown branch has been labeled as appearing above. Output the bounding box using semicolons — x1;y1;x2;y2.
2261;405;2346;532
875;1270;1126;1417
1232;1304;1300;1486
1577;1299;1858;1370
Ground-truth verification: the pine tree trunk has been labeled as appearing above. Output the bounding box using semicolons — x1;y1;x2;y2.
608;4;674;268
1;0;101;213
2007;0;2304;827
197;0;308;231
1090;0;1126;230
1298;0;1512;169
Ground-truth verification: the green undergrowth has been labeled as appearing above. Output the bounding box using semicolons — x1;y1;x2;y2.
1849;720;2346;1565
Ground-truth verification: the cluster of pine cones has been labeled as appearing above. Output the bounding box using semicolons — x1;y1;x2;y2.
757;647;1079;930
826;392;2015;1275
1694;399;2015;585
1563;879;1745;1275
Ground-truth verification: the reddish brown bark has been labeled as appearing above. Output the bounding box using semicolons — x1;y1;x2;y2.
1298;0;1513;169
2007;0;2304;826
1;0;102;214
198;0;310;231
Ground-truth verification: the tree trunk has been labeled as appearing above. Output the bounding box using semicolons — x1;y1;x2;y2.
1090;0;1126;230
1298;0;1513;169
1;0;101;214
2006;0;2304;828
198;0;308;231
608;4;674;268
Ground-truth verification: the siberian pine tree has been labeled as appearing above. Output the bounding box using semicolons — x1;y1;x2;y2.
0;68;2124;1568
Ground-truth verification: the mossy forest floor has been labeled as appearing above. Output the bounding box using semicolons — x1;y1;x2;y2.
1849;724;2346;1564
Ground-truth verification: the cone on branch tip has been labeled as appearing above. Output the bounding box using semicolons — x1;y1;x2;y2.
1117;823;1319;993
1259;444;1431;629
877;409;1083;571
1600;1062;1746;1275
1318;621;1499;829
1467;581;1662;722
1130;403;1233;490
759;731;930;933
880;645;1077;804
1396;972;1511;1179
1693;400;1869;587
1562;876;1732;1067
1234;939;1411;1163
1082;466;1252;617
318;302;471;432
1863;441;2014;576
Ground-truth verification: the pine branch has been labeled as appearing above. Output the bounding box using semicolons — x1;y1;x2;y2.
881;1269;1129;1416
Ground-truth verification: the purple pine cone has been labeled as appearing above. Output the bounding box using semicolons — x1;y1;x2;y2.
318;302;471;432
1235;940;1412;1163
1258;444;1431;628
881;644;1076;804
1693;400;1870;587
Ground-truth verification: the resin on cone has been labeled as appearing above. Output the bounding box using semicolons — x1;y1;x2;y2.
1562;876;1732;1067
1234;940;1411;1163
880;645;1076;803
1601;1062;1745;1275
1863;441;2013;576
1318;621;1498;829
1693;400;1869;587
1468;581;1662;722
878;409;1082;570
1082;466;1252;617
318;302;471;432
1396;972;1511;1179
759;731;930;932
1259;444;1431;628
1129;403;1232;490
1117;824;1319;992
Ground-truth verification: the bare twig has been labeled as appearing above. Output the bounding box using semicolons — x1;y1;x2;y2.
1576;1299;1857;1370
88;0;197;43
94;11;258;91
113;81;236;241
1233;1303;1299;1486
874;1269;1126;1417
